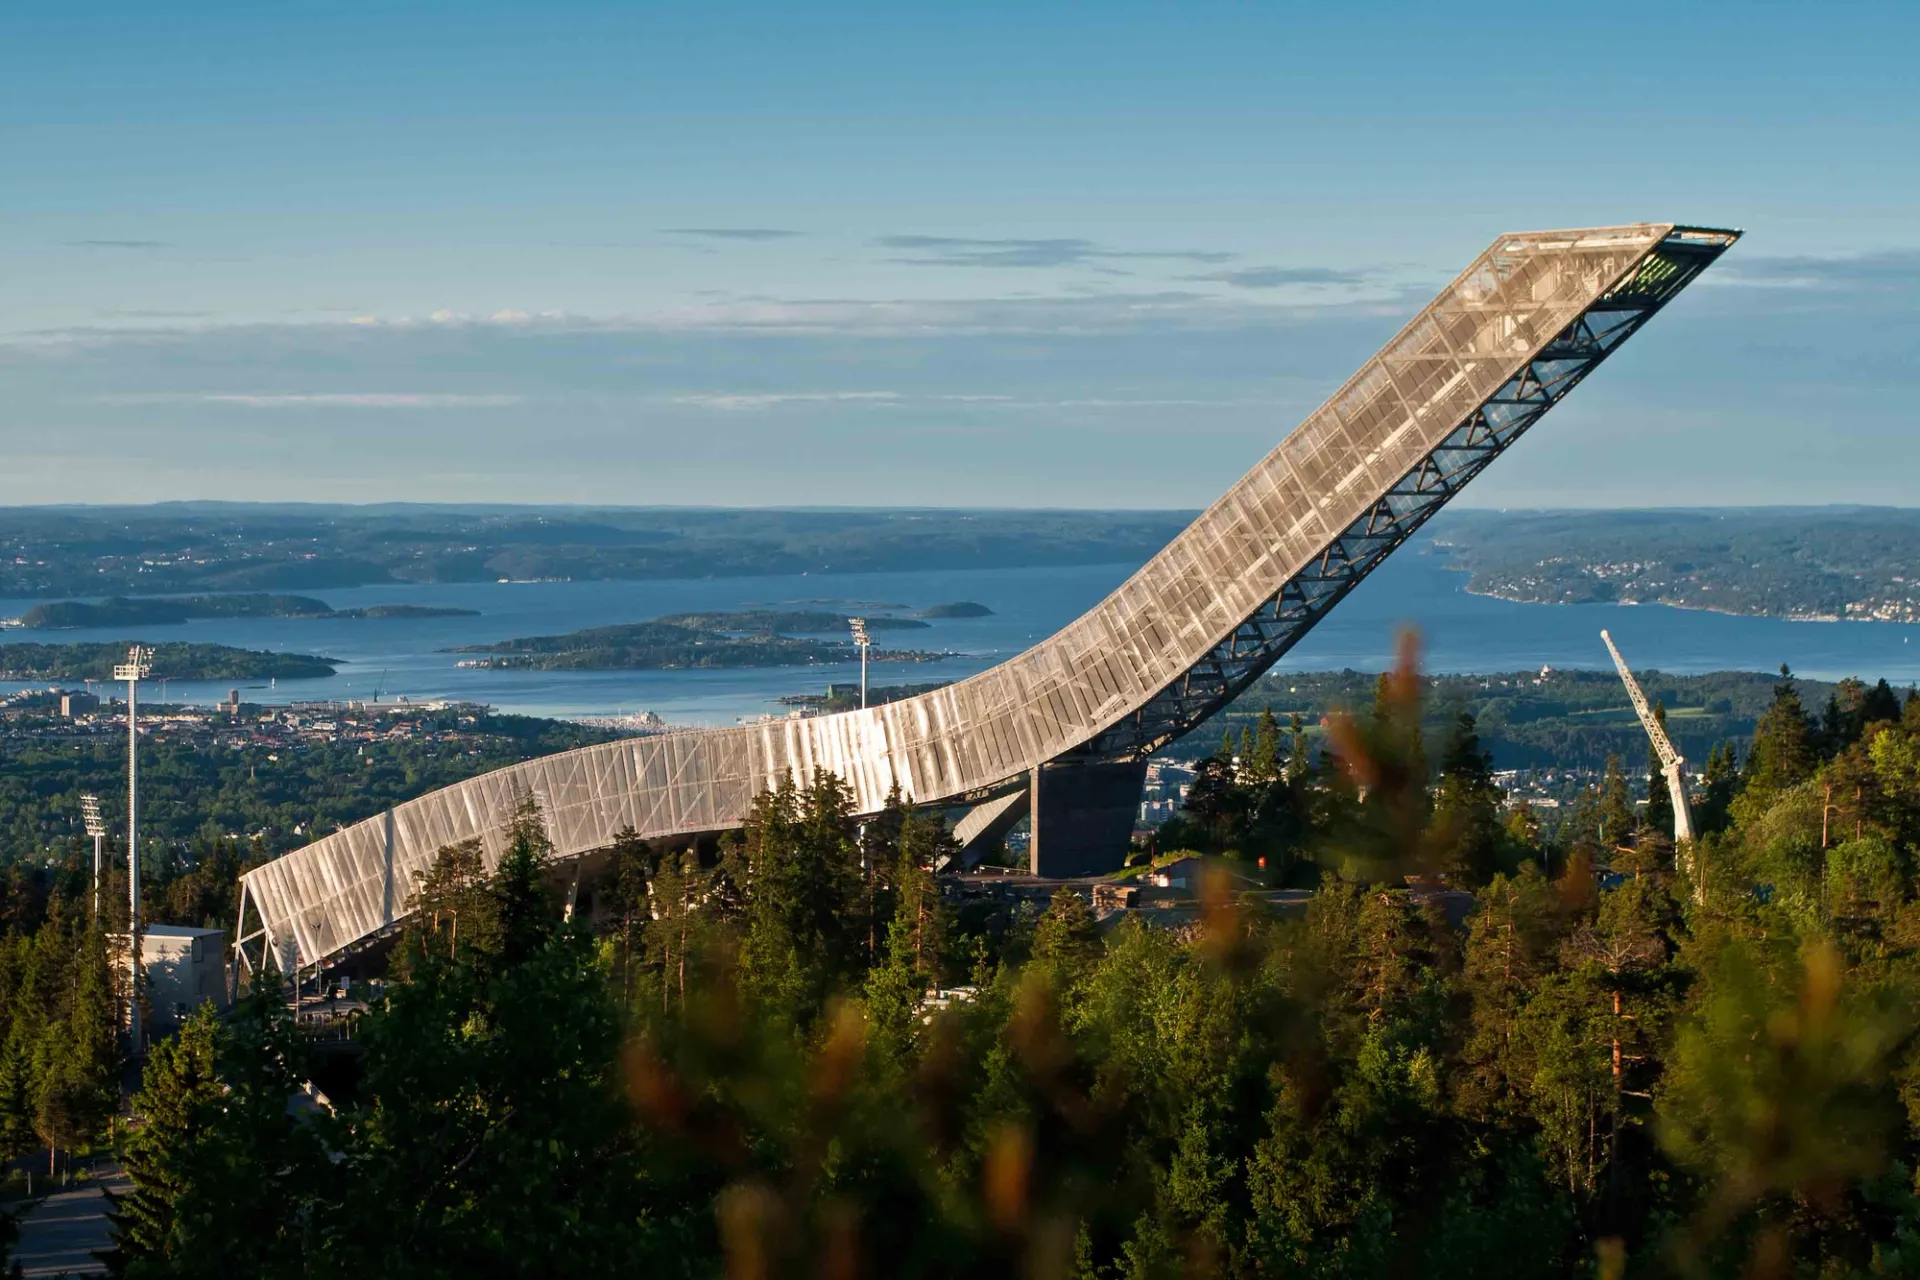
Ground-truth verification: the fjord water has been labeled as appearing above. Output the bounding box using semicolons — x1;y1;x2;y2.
7;540;1920;724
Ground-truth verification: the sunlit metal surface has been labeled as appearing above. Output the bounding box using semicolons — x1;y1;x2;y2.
235;223;1740;974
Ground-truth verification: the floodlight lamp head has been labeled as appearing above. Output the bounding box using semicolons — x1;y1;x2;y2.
80;793;105;836
113;644;153;682
848;618;870;647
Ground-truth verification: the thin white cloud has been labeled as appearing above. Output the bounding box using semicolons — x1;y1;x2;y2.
874;235;1235;269
97;392;523;409
4;286;1419;349
662;228;803;241
667;390;1271;412
671;391;905;410
1712;249;1920;290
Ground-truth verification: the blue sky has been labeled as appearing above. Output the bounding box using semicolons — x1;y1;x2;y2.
4;1;1916;507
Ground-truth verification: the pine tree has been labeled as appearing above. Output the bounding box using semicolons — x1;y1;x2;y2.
641;849;711;1019
1458;868;1562;1122
408;836;490;960
893;810;952;979
604;825;654;1008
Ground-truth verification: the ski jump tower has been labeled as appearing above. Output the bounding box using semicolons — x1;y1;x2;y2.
235;223;1740;982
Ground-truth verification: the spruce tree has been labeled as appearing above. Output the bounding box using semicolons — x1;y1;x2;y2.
1248;706;1282;785
338;798;641;1275
1746;665;1816;797
1285;712;1312;784
1697;741;1740;835
113;1005;225;1271
1031;887;1100;995
737;771;864;1020
31;923;117;1177
111;983;328;1277
1598;754;1636;852
1429;712;1506;885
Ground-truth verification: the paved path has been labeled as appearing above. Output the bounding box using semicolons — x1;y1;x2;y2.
12;1167;124;1278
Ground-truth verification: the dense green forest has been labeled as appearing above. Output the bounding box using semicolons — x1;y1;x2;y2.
1214;667;1849;774
0;710;611;875
0;505;1193;597
1439;507;1920;621
0;642;339;681
10;657;1920;1275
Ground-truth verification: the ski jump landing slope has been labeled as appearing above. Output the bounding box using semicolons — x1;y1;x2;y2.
235;223;1739;976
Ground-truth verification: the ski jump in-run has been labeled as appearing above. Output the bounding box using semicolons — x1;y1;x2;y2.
234;222;1742;981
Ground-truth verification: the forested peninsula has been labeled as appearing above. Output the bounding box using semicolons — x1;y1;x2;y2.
0;642;339;681
1438;507;1920;621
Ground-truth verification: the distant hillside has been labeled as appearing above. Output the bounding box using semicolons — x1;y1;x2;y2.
1436;507;1920;622
0;506;1193;597
11;594;476;629
1443;506;1920;621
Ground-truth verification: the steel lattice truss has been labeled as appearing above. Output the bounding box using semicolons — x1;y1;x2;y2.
235;223;1739;978
1073;231;1730;760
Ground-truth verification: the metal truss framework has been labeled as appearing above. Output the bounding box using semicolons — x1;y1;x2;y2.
1073;229;1732;762
234;223;1740;978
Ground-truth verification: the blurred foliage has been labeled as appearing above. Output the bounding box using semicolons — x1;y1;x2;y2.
54;636;1920;1276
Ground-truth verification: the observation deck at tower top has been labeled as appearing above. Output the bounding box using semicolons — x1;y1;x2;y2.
234;222;1741;978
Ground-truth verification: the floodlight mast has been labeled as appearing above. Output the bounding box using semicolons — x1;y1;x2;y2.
80;794;106;920
1600;630;1696;849
114;645;152;1054
848;619;871;710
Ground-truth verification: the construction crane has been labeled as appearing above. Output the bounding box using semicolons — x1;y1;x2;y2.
1600;630;1695;845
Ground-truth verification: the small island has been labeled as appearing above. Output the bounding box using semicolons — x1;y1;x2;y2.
335;603;481;620
448;617;948;671
11;594;477;629
916;601;993;618
0;642;340;681
656;609;928;633
778;680;954;713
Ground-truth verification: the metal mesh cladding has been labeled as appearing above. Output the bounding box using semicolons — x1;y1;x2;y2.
236;223;1739;972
